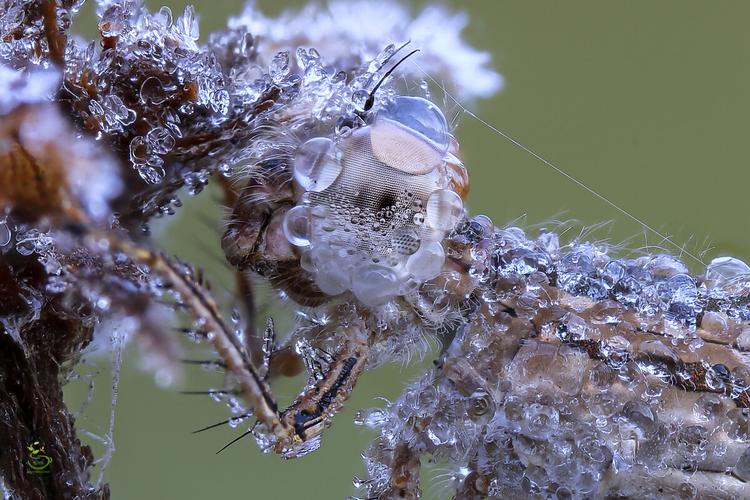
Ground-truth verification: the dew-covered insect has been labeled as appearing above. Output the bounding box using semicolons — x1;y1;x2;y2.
217;45;476;455
225;47;467;305
285;78;468;305
5;1;750;498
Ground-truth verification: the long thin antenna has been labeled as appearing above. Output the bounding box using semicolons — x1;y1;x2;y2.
365;40;412;86
413;62;706;267
363;49;420;112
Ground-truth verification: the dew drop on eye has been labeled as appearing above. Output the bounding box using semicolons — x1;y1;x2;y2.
425;189;464;231
406;241;445;281
293;137;343;192
351;264;399;305
283;205;312;247
382;96;450;151
391;227;421;256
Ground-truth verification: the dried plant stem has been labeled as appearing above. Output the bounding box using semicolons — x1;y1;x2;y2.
96;234;284;436
0;302;108;499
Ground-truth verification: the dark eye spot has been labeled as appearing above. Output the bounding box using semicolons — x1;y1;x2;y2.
377;192;396;212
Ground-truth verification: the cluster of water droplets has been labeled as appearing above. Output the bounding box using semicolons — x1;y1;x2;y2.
481;225;750;334
282;92;467;306
353;218;750;498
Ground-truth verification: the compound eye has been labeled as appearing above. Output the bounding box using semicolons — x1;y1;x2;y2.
381;96;450;152
293;137;343;192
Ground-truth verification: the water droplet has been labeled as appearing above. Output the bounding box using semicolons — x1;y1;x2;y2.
523;403;559;439
382;96;450;151
0;218;11;247
139;76;168;105
353;408;388;428
212;89;230;115
351;89;369;112
406;241;445;281
693;394;723;422
95;296;111;311
238;33;253;58
269;50;290;83
137;165;165;184
734;447;750;481
707;256;750;283
391;227;420;256
293;137;342;192
146;127;175;154
179;4;199;40
351;264;398;305
467;389;495;423
157;6;173;26
283;206;311;247
618;400;655;438
705;363;730;391
425;189;464;232
725;408;750;441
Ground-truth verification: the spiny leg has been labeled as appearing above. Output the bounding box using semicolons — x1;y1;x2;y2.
79;229;288;441
272;312;371;457
176;300;373;459
91;220;375;457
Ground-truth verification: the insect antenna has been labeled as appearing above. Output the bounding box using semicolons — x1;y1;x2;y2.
179;389;239;396
215;422;259;454
412;62;708;267
363;48;421;112
180;359;227;369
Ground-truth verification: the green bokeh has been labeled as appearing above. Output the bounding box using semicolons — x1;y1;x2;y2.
64;1;750;498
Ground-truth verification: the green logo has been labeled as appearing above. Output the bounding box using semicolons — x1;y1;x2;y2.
26;441;52;474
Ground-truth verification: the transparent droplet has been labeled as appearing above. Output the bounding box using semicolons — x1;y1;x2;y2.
734;447;750;481
706;256;750;283
725;408;750;441
0;218;11;247
139;76;168;105
425;189;464;231
523;403;559;439
381;96;450;151
269;50;290;83
351;89;369;112
146;127;175;155
391;227;420;256
179;4;199;40
693;394;723;422
406;241;445;281
283;205;311;247
293;137;342;192
351;264;399;305
211;89;230;115
157;6;173;26
136;165;165;184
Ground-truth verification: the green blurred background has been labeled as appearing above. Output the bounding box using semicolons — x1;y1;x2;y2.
64;1;750;498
